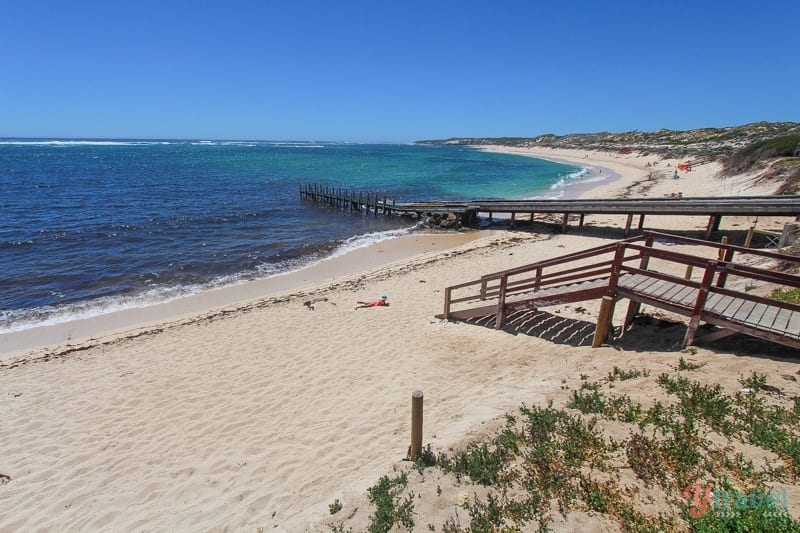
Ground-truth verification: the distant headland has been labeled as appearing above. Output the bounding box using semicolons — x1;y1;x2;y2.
417;121;800;194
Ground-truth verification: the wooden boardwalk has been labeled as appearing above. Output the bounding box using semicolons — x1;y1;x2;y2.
439;231;800;350
301;184;800;236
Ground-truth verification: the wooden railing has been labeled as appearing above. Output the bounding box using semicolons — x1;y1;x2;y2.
441;230;800;348
442;235;648;324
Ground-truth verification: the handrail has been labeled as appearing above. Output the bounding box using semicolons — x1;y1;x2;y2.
642;230;800;263
480;235;645;281
442;231;800;325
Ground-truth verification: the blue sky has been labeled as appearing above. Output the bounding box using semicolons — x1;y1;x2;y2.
1;0;798;142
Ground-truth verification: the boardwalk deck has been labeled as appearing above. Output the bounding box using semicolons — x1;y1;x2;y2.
439;231;800;350
617;275;800;345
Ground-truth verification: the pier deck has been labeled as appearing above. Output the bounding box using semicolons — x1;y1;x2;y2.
300;185;800;236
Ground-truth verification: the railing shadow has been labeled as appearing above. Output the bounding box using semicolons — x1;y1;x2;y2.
463;310;800;358
465;309;596;347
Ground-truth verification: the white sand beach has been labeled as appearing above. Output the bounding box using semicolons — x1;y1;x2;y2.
1;148;798;531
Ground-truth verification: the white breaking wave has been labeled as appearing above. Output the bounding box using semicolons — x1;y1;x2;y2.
0;140;173;146
0;226;418;334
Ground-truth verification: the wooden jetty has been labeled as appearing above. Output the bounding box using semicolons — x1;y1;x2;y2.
438;230;800;350
299;184;480;225
301;184;800;237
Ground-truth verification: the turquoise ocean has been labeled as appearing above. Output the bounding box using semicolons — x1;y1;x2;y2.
0;140;595;332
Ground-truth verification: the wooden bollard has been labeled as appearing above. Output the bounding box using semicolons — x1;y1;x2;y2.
592;296;616;348
685;265;693;280
409;390;423;461
718;236;728;260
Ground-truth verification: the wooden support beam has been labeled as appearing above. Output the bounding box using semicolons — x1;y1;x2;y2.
624;214;634;237
744;225;755;248
623;300;641;331
579;213;585;227
638;214;646;230
562;213;569;233
705;215;721;239
696;327;738;344
682;261;717;348
510;212;516;229
592;296;616;348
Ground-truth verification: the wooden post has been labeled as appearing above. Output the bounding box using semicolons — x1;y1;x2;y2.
624;236;653;330
510;212;516;229
562;213;569;232
718;236;728;260
592;296;616;348
443;288;452;318
744;225;755;248
495;275;508;329
579;213;585;227
409;390;423;461
682;261;717;348
624;214;634;237
716;237;735;287
684;265;693;280
638;214;646;230
530;212;535;223
705;215;720;239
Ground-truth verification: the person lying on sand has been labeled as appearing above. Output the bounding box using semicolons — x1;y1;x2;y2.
355;295;389;309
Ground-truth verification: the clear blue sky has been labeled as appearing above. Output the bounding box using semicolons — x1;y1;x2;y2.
2;0;798;142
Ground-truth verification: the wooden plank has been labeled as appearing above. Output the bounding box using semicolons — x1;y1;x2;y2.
643;279;676;299
770;308;792;333
628;275;664;294
731;300;757;323
633;277;669;296
673;285;699;306
706;294;736;315
756;306;781;331
661;281;692;302
743;303;769;328
786;311;800;338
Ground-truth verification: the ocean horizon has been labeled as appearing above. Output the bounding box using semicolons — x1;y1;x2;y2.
0;139;599;332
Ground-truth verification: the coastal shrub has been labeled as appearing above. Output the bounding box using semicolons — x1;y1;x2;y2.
772;286;800;304
722;134;800;175
607;365;650;382
366;473;415;533
345;372;800;532
675;356;705;371
568;388;607;415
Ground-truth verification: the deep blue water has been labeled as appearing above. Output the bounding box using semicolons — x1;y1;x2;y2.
0;140;587;331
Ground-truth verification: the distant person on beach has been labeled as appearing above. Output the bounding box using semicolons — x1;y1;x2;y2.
355;294;389;309
673;170;679;180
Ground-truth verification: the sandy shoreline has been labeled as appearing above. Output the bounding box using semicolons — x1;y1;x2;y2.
1;147;797;531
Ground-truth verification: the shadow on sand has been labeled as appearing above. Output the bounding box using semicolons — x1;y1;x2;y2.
463;309;800;359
